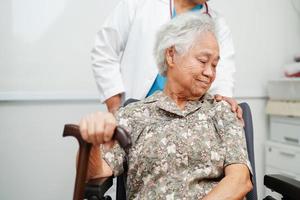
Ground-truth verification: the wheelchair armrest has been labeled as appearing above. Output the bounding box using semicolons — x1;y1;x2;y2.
264;174;300;199
84;176;113;200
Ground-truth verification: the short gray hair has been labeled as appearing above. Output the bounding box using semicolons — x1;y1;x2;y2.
154;13;216;76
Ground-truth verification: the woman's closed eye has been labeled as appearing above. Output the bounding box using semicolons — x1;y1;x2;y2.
197;57;207;64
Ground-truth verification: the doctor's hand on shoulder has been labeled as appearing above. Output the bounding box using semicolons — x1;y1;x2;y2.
215;94;244;126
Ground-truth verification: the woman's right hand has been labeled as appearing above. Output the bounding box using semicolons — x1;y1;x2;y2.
79;111;116;179
79;111;117;147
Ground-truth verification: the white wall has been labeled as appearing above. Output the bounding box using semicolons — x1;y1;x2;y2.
0;101;104;199
0;0;300;199
209;0;300;97
0;0;119;93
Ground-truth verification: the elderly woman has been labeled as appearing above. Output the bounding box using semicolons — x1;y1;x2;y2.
80;13;252;200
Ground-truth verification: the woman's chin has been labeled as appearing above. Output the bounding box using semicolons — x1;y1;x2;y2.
191;88;207;98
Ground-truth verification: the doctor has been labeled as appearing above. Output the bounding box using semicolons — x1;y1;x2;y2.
92;0;240;116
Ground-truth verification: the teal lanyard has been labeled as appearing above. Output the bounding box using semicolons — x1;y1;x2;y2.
172;4;203;18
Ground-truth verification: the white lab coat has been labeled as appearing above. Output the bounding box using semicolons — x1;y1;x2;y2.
92;0;235;102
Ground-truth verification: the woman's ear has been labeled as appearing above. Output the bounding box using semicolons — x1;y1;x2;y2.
165;46;176;68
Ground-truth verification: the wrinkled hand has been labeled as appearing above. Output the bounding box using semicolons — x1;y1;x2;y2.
214;94;244;127
79;111;117;148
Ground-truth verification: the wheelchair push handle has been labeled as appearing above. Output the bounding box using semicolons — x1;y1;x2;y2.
112;126;132;150
63;124;131;200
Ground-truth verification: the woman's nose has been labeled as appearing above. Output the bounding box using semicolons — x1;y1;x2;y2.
202;65;214;77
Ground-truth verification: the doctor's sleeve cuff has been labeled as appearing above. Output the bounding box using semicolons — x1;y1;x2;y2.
92;59;126;103
97;83;125;103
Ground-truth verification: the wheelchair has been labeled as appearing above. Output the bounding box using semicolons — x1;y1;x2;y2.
63;100;300;200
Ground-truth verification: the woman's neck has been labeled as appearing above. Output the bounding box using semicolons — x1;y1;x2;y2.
163;81;199;110
164;84;187;110
174;0;198;14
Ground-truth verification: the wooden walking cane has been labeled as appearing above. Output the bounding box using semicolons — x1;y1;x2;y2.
63;124;131;200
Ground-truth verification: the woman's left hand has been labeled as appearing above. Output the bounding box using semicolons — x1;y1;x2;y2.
214;94;244;126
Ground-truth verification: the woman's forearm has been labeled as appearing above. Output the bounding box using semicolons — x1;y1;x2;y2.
84;146;113;181
202;176;251;200
202;165;252;200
